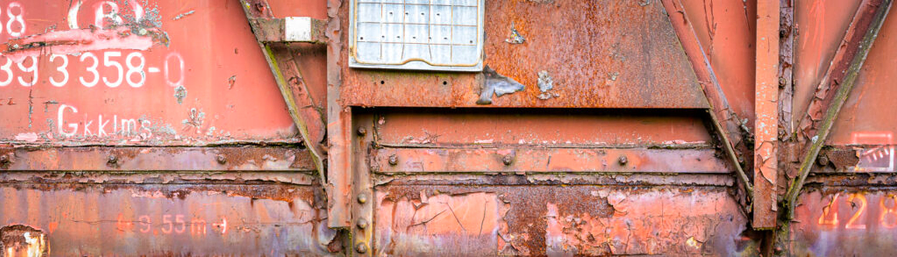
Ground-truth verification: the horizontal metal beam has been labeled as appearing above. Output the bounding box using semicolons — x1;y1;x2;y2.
248;17;327;43
0;147;315;172
372;147;730;174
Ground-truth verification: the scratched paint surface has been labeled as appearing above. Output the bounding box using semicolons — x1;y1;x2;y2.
0;183;336;255
0;0;297;145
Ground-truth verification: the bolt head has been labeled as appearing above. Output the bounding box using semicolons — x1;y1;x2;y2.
355;242;368;253
388;155;398;166
108;155;118;164
618;155;628;165
502;155;514;165
357;127;367;136
817;155;830;166
0;154;8;163
356;219;369;229
357;194;368;204
216;154;227;164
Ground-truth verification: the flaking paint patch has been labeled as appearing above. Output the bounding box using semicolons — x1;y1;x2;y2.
375;192;510;255
544;188;748;255
174;85;188;104
0;224;48;257
478;66;525;105
537;70;558;100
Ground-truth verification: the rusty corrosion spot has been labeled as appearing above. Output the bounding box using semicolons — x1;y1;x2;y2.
1;224;48;257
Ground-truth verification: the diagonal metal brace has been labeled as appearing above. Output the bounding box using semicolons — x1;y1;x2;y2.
662;0;754;204
239;0;328;187
784;0;893;218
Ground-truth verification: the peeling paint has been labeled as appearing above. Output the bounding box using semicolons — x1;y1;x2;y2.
173;10;196;20
537;70;558;100
375;192;510;255
174;85;188;104
477;66;525;105
504;25;525;44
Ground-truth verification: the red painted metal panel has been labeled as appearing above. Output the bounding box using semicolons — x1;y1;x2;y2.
678;0;757;124
0;0;297;146
373;185;749;255
335;0;709;109
791;188;897;256
6;0;897;255
830;7;897;146
0;183;338;255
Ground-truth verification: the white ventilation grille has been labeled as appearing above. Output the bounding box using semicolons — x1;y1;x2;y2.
349;0;485;72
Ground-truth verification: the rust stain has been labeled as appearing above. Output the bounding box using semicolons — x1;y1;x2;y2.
1;225;48;257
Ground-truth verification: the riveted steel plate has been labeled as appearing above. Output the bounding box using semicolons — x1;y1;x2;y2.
349;0;485;71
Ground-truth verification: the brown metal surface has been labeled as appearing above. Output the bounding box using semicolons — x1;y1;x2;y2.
336;0;708;109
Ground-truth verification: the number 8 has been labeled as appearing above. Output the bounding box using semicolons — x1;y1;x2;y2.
126;52;145;87
7;2;25;37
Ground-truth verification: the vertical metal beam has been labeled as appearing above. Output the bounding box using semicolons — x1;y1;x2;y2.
351;114;374;256
785;0;893;217
326;0;352;228
661;0;754;203
779;0;795;139
754;0;781;230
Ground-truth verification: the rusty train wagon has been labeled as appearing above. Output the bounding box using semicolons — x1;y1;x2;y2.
1;0;896;256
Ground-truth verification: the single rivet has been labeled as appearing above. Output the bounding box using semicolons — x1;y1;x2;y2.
0;154;9;164
502;154;514;165
618;155;628;165
388;154;398;166
357;194;368;204
817;155;830;166
217;154;227;164
355;242;368;253
357;127;367;136
356;219;369;229
108;155;118;164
